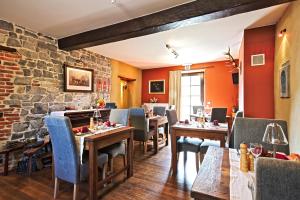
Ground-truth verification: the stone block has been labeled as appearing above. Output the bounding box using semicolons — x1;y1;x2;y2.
49;104;65;112
24;30;38;39
43;70;53;78
31;102;48;114
0;20;13;31
42;93;55;102
11;133;24;140
33;69;42;77
37;60;47;69
9;32;17;38
31;95;44;102
20;109;29;116
37;41;57;51
23;69;31;76
30;119;43;129
12;122;29;132
30;86;46;95
7;38;21;47
3;99;21;106
14;77;32;85
24;130;37;139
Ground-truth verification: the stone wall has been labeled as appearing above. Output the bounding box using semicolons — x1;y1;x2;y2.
0;19;111;169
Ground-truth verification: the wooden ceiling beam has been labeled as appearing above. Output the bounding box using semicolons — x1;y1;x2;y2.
58;0;294;51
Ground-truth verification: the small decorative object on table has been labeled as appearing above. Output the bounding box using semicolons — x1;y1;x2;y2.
213;120;219;126
240;143;249;172
263;122;288;157
150;97;158;103
96;98;106;108
93;109;101;128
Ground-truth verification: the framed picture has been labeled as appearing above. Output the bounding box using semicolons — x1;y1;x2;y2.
280;61;290;98
149;80;165;94
64;65;94;92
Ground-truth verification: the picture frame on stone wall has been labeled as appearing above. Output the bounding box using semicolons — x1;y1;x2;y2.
280;61;290;98
64;64;94;92
149;80;165;94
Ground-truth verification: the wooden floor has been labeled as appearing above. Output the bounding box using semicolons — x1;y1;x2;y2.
0;142;200;200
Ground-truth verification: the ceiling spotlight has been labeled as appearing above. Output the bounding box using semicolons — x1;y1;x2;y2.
111;0;116;4
278;28;287;37
166;44;179;59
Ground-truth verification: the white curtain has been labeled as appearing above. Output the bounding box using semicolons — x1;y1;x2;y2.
169;70;181;117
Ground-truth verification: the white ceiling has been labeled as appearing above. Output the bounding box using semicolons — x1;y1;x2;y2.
88;4;289;69
0;1;289;69
0;0;193;38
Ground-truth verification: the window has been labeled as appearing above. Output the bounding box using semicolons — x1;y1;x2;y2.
180;72;204;120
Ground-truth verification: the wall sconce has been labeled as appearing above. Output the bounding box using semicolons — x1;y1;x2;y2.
183;64;191;71
166;44;179;59
278;29;287;37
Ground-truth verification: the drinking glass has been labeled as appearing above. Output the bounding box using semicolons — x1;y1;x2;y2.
250;143;263;159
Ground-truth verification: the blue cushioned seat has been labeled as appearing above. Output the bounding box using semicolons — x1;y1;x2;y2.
45;116;108;199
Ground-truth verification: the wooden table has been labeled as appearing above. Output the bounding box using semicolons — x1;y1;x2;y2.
0;142;24;176
171;123;228;174
149;116;168;153
191;146;230;200
84;126;134;200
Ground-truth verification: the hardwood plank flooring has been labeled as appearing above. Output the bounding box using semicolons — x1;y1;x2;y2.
0;143;199;200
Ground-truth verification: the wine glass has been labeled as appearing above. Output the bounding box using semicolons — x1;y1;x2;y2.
250;143;263;159
93;109;101;129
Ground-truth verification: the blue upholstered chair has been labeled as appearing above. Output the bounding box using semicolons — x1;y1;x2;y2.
153;106;166;116
100;109;129;173
166;109;203;171
129;108;156;154
210;107;227;123
45;116;108;200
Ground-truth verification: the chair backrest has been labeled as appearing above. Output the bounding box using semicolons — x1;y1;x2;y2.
141;104;150;113
105;102;117;109
169;105;176;110
229;111;244;148
129;108;146;131
210;107;227;123
153;106;166;116
166;110;178;134
109;109;129;126
233;117;289;154
44;116;79;184
192;106;204;114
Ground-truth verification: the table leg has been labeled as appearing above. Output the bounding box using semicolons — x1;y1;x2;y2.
28;156;32;176
127;130;133;178
4;152;9;176
153;122;158;154
220;136;226;148
171;129;177;174
165;123;169;146
88;142;98;200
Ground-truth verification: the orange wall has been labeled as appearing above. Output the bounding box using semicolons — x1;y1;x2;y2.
243;25;275;118
142;60;238;115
